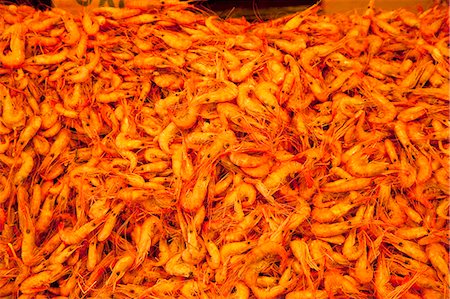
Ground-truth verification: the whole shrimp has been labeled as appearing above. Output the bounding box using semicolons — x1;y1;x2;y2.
0;23;26;68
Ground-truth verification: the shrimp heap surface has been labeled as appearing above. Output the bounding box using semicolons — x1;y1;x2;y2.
0;0;449;298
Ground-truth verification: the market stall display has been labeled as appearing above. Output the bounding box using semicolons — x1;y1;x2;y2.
0;0;449;298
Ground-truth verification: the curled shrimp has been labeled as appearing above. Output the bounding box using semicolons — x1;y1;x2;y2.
263;161;303;192
0;23;25;68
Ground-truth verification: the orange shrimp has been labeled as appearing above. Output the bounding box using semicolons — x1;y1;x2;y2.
263;161;303;191
321;177;372;193
27;47;69;65
385;233;428;263
16;116;42;154
426;243;450;286
105;254;135;291
180;169;211;212
13;150;34;186
135;216;161;267
164;253;195;278
0;85;25;129
39;129;71;172
311;221;353;237
0;23;25;68
286;290;328;299
311;201;359;223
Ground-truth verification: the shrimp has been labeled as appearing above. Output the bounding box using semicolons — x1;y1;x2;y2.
158;121;179;154
345;151;392;177
105;254;135;290
27;47;69;65
312;201;359;223
352;237;373;284
321;177;372;193
13;150;34;186
193;80;238;105
290;239;318;289
152;29;192;50
18;189;37;266
181;169;211;212
135;216;160;267
16;116;42;154
263;161;303;191
229;56;263;83
39;129;71;172
58;218;103;245
0;85;25;129
0;23;25;68
286;290;328;299
365;88;397;124
229;152;269;168
426;243;450;286
224;182;257;208
311;221;352;237
436;198;450;220
385;233;428;263
35;194;56;234
300;44;339;77
19;263;66;294
82;12;99;35
164;253;195;278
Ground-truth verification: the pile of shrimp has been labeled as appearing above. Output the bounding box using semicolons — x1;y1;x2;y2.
0;0;449;298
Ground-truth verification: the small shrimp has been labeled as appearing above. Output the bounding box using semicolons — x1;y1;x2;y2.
1;85;25;129
342;229;364;261
304;72;328;102
300;44;338;77
385;233;428;263
395;226;429;240
290;239;318;289
135;216;160;267
229;56;263;83
321;177;372;193
254;81;282;113
18;190;37;266
395;194;423;224
364;87;397;124
58;218;103;245
39;129;71;172
105;254;135;290
436;198;450;220
62;17;80;45
311;201;359;223
345;152;392;177
16;116;42;154
272;37;307;56
426;243;450;286
27;47;69;65
286;290;328;299
263;161;303;191
158;122;179;154
193;80;238;105
229;152;269;168
384;139;399;164
181;170;211;212
19;263;66;294
0;23;25;68
152;29;192;51
241;161;273;178
311;221;353;237
97;202;125;242
224;182;257;208
35;194;56;234
13;151;34;186
164;253;195;278
82;12;99;35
